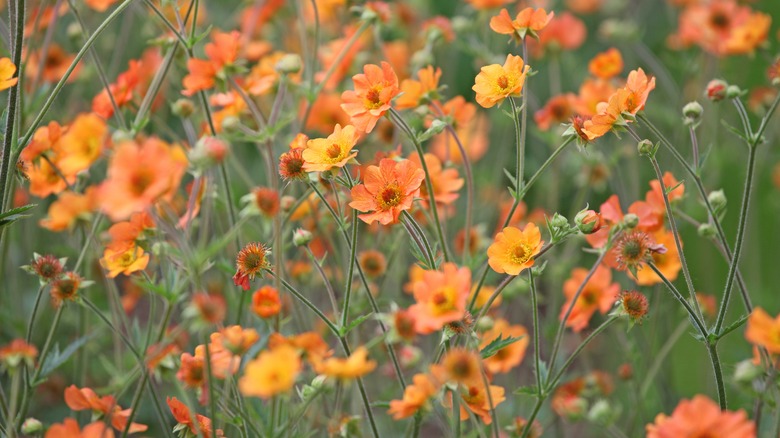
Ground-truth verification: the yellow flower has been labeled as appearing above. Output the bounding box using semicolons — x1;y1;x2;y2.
302;124;359;172
100;245;149;278
472;54;529;108
239;345;301;399
487;223;543;276
0;57;19;91
314;346;376;379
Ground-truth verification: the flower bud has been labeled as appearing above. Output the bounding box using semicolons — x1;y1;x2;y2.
708;189;727;212
292;228;313;247
220;116;241;133
21;418;43;435
622;213;639;229
587;400;616;425
618;363;633;380
111;129;134;144
733;359;762;384
698;223;717;239
705;79;728;101
550;213;569;229
280;195;296;212
682;101;703;126
171;98;195;118
726;85;742;99
275;54;302;74
637;139;657;157
575;209;602;234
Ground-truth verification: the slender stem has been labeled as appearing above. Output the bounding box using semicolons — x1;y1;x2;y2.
528;270;543;394
509;97;523;194
340;209;359;328
689;125;699;171
336;337;380;438
647;262;707;337
706;343;727;410
304;245;340;319
648;156;703;321
402;210;436;268
732;98;752;140
25;285;46;344
389;108;451;262
269;271;339;336
474;275;515;322
0;0;24;215
714;144;757;334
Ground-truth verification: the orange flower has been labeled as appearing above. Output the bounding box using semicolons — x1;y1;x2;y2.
573;78;617;117
487;223;543;275
182;30;241;95
27;156;75;198
99;137;188;221
64;385;147;433
302;124;359;172
534;94;577;131
252;285;281;318
50;272;84;306
622;68;657;114
529;12;586;57
100;245;149;278
559;265;620;332
396;65;442;109
167;397;223;438
588;48;623;79
358;250;387;277
0;339;38;368
430;98;489;164
40;188;98;231
314;346;377;379
191;292;227;324
632;229;681;286
480;318;529;373
233;242;271;290
177;352;206;388
0;57;18;91
407;263;471;334
466;0;512;10
349;158;424;225
340;61;400;133
45;419;115;438
388;373;439;419
672;1;770;56
472;54;530;108
436;347;481;384
407;153;463;208
646;395;755;438
443;378;506;424
85;0;119;11
240;345;301;398
92;50;160;119
490;8;554;40
26;44;79;84
267;331;332;364
746;307;780;354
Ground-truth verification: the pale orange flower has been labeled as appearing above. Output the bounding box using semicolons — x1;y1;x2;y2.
487;223;543;275
473;54;530;108
314;346;376;379
632;229;681;286
573;78;617;117
212;325;259;356
100;245;149;278
304;92;351;134
252;285;282;318
529;12;586;57
396;66;442;109
646;395;755;437
0;339;38;368
340;61;400;133
443;378;506;424
407;263;471;334
302;124;359;172
407;153;463;208
39;188;98;231
240;346;299;399
182;31;241;95
167;397;223;438
349;158;425;225
0;57;18;91
671;0;770;56
45;419;115;438
490;8;554;41
560;265;620;332
64;385;147;433
479;318;529;373
25;44;79;84
56;113;108;176
429;97;489;164
467;0;512;10
99;137;188;221
27;157;75;198
588;48;623;79
85;0;119;11
534;94;577;130
746;307;780;354
388;373;440;419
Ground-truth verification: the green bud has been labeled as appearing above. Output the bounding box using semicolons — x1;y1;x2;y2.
726;85;742;99
550;213;569;229
708;190;727;212
682;101;703;119
171;98;195;118
220;116;241;133
292;228;313;247
733;359;762;384
587;400;616;426
622;213;639;229
574;208;602;235
275;54;302;74
21;418;43;435
697;223;717;239
637;139;657;158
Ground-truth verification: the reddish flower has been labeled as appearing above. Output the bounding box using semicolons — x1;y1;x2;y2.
349;158;425;225
340;62;401;133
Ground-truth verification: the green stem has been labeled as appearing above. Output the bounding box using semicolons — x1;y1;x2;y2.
25;285;46;344
269;271;339;336
340;209;359;328
402;210;436;268
0;0;24;215
547;316;619;391
528;270;542;395
337;337;380;438
647;262;707;337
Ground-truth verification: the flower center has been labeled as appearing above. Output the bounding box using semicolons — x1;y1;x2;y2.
509;243;532;265
496;75;510;90
431;286;457;315
130;170;155;196
325;143;342;160
376;184;403;210
621;239;643;262
709;12;730;30
365;87;383;109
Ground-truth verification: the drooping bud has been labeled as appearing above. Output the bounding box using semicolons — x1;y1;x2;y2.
275;54;302;74
292;228;313;247
637;139;657;158
682;101;703;126
708;189;727;213
705;79;728;101
622;213;639;229
171;98;195;118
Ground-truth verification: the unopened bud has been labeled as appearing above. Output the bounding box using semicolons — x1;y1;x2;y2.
708;190;727;212
550;213;569;229
575;209;602;234
734;359;762;384
698;223;717;239
726;85;742;99
587;400;616;425
292;228;313;247
706;79;728;101
682;101;703;125
172;98;195;118
637;139;657;157
280;195;296;212
622;213;639;229
220;116;241;133
21;418;43;435
275;54;302;74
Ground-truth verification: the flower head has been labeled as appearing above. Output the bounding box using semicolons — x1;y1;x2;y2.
438;347;481;384
613;231;663;273
490;8;553;41
167;397;224;438
407;263;471;334
314;346;377;379
0;57;19;91
388;373;440;419
252;285;282;318
560;266;620;332
27;253;64;282
746;307;780;354
472;54;530;108
617;290;649;324
588;48;623;79
479;318;529;374
0;339;38;369
487;223;543;276
646;395;755;438
349;158;425;225
340;62;400;133
279;144;306;180
50;272;84;306
302;124;360;173
233;242;271;290
358;250;387;278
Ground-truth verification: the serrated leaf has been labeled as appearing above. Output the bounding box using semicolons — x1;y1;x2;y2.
717;313;749;340
39;332;98;378
666;180;685;195
720;120;749;142
340;313;372;336
0;204;36;228
480;334;525;359
503;168;517;187
513;385;538;396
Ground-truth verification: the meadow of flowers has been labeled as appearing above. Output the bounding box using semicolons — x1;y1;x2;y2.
1;0;780;436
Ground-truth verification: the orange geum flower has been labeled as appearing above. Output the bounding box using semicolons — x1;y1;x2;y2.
268;331;332;364
534;94;577;131
467;0;512;10
407;153;463;208
190;292;227;325
26;44;79;84
622;68;656;115
407;263;471;334
396;65;442;109
746;307;780;354
437;347;481;384
40;188;98;231
239;345;301;398
444;378;506;424
182;30;241;96
588;48;623;80
252;285;282;318
490;7;554;41
27;157;75;198
302;124;359;173
167;397;224;438
177;352;206;389
0;57;18;91
99;137;187;221
0;339;38;368
340;61;400;133
631;229;681;286
213;325;259;356
358;250;387;278
64;385;147;434
388;373;440;419
472;54;530;108
233;242;271;290
528;12;586;57
487;222;543;276
480;318;529;374
314;346;377;379
50;271;84;307
45;419;115;438
26;253;64;282
100;245;149;278
646;395;755;438
559;265;620;332
349;158;425;225
85;0;119;12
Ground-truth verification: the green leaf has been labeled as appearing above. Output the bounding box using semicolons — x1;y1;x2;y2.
0;204;36;228
513;385;538;396
717;314;750;340
340;313;372;337
39;332;98;379
720;120;749;142
503;168;517;187
480;334;525;359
